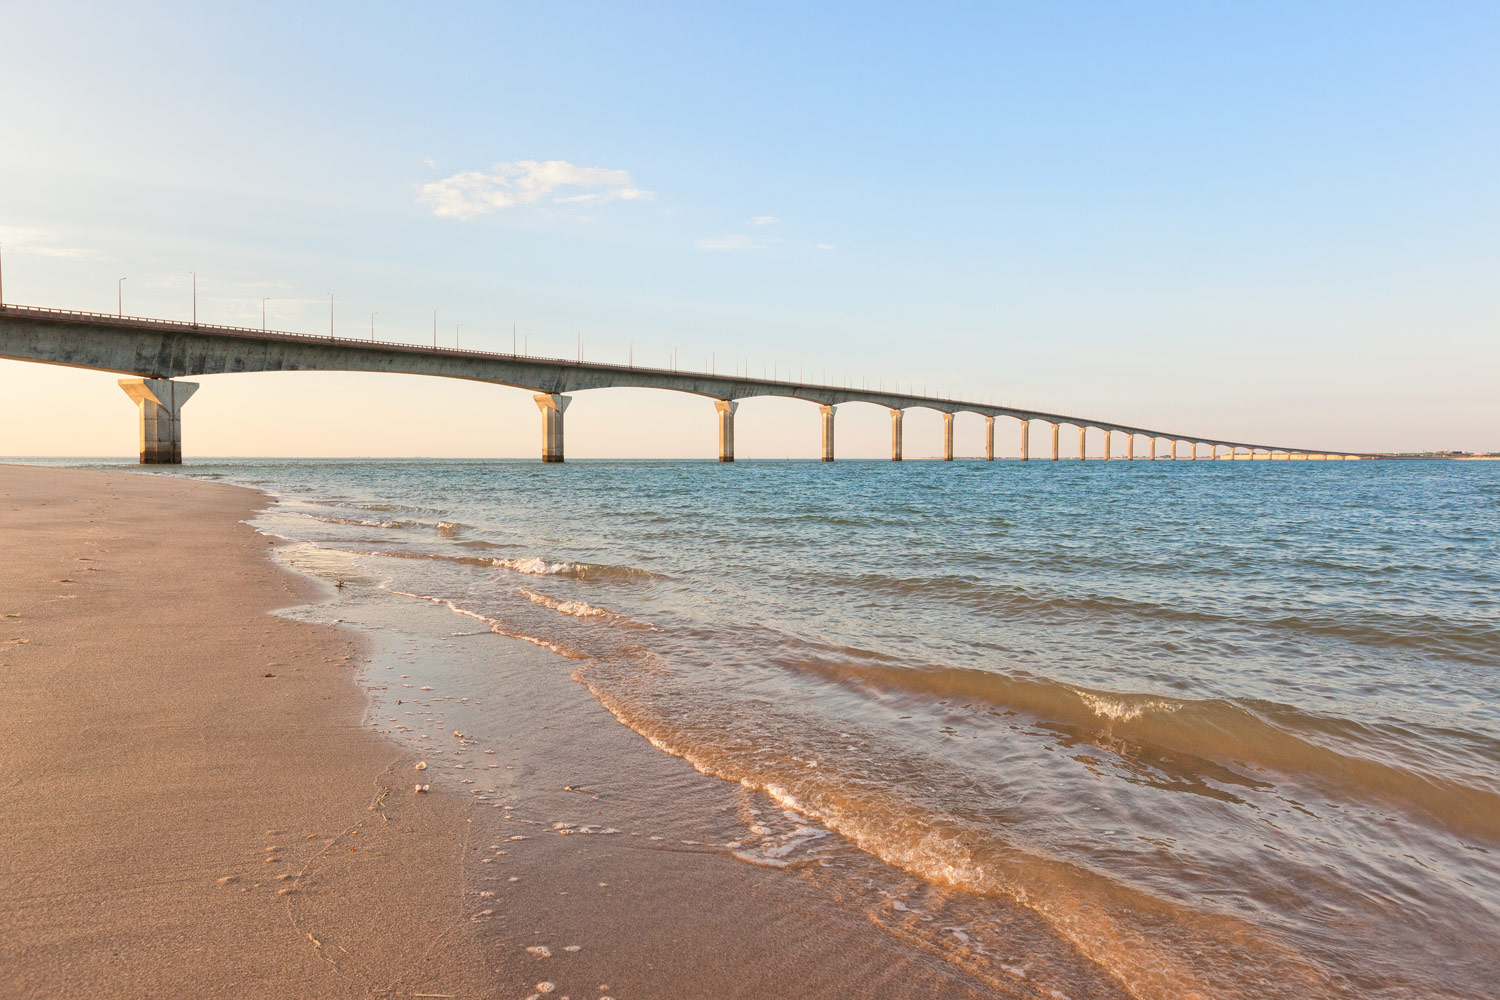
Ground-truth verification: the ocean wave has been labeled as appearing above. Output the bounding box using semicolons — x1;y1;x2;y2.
379;585;587;659
298;499;451;516
296;511;469;535
777;655;1500;840
576;673;1329;1000
363;548;667;582
519;587;609;619
811;572;1500;665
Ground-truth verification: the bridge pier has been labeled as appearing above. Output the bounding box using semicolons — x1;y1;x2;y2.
820;404;836;462
534;393;571;462
890;409;903;461
1171;440;1178;459
118;378;198;464
1078;425;1087;461
1020;419;1029;460
943;412;955;461
984;416;995;461
1051;422;1059;460
1128;434;1135;460
715;399;737;462
1104;430;1112;461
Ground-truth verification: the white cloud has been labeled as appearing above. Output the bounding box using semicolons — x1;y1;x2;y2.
697;234;767;250
816;243;836;250
747;215;780;227
0;226;101;260
418;159;651;220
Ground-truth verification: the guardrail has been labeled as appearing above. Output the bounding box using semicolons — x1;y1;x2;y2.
0;302;1374;456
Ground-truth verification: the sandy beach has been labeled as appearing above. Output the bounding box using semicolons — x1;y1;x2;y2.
0;465;507;998
0;464;1016;999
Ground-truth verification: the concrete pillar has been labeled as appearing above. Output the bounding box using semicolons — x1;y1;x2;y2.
1188;442;1197;460
1104;430;1112;461
890;408;903;461
1128;434;1135;460
1078;425;1087;460
1150;436;1156;459
118;379;198;464
820;404;836;462
942;412;955;461
984;416;995;461
1051;422;1059;460
1171;439;1178;460
534;393;571;462
1020;419;1030;460
715;399;737;462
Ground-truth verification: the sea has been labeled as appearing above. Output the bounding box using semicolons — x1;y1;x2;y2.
50;457;1500;998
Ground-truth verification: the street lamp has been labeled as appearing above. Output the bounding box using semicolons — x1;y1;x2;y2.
371;312;377;341
261;297;268;331
456;322;462;349
190;270;197;324
118;277;126;317
329;293;334;338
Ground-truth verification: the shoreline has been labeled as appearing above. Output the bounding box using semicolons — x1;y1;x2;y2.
1;464;1023;998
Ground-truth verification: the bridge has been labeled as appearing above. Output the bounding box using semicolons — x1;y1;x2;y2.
0;303;1370;464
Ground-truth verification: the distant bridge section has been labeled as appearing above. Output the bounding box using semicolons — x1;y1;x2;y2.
0;304;1371;464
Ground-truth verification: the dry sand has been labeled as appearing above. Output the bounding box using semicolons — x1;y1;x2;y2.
1;464;503;998
0;465;1009;999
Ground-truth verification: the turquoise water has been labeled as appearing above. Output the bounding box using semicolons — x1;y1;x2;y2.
52;457;1500;998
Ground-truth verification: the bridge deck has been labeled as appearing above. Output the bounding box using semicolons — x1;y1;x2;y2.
0;303;1369;457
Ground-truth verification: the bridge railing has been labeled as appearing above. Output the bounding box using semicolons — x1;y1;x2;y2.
1;302;1374;456
0;302;955;399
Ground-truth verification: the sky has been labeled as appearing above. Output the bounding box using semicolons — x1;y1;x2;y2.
1;0;1496;459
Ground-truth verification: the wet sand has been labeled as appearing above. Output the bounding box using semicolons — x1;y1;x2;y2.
0;464;1030;999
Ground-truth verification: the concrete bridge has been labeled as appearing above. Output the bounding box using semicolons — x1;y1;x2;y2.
0;304;1371;464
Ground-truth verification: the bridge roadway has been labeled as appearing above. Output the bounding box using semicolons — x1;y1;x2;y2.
0;303;1369;464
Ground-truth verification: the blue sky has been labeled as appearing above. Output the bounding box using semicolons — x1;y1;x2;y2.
2;1;1496;457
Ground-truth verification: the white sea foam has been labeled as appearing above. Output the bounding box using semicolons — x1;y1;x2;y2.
379;585;585;658
1073;689;1181;723
494;556;576;576
520;588;609;618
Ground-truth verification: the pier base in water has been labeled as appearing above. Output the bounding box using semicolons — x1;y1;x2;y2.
716;399;737;462
118;378;198;464
535;393;571;463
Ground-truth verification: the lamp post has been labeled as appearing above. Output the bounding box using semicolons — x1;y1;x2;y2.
190;270;197;324
329;293;335;337
261;297;268;331
371;312;377;341
456;322;462;349
118;277;126;317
